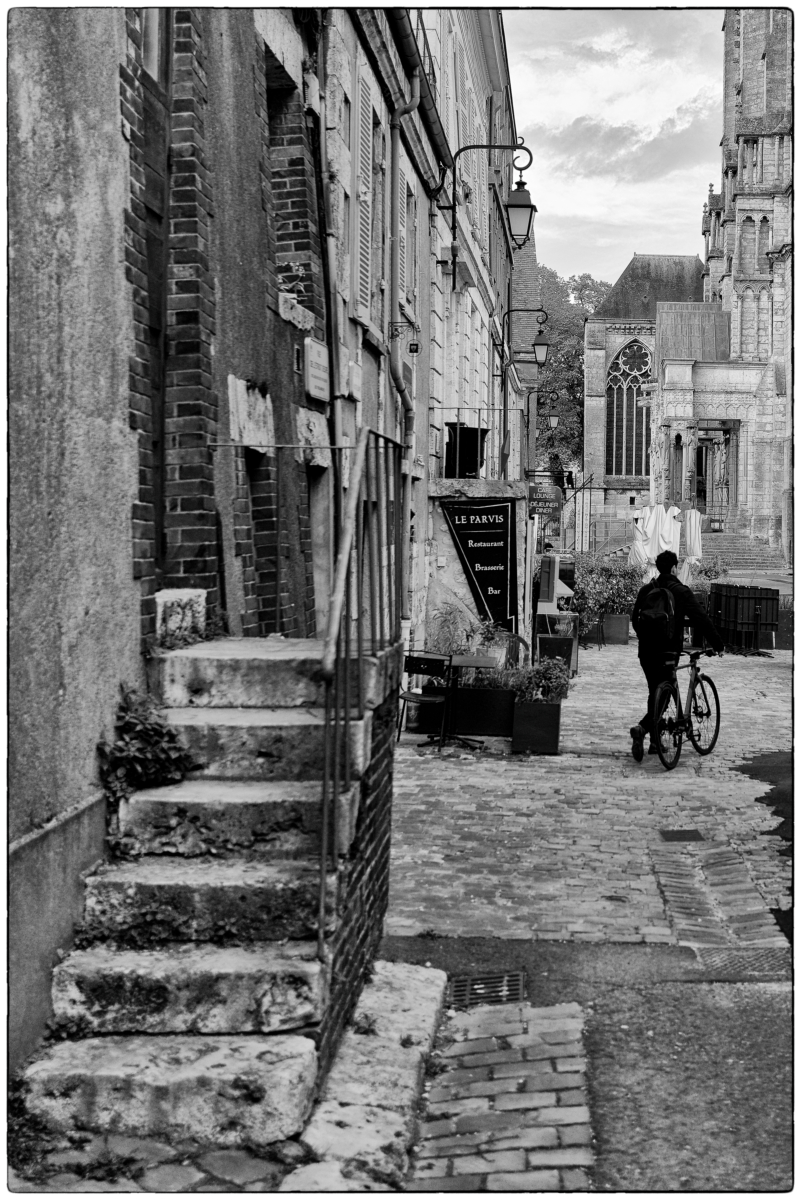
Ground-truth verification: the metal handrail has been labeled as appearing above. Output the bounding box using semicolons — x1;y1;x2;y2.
321;428;371;683
316;427;404;959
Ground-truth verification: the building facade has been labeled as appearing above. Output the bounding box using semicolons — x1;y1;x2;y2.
9;5;532;1083
582;8;792;561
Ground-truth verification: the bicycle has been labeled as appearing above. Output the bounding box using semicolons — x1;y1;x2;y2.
652;647;722;771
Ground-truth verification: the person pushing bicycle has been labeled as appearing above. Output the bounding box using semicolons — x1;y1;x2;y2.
629;549;724;760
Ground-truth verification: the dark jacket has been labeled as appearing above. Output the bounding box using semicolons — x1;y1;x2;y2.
632;573;724;657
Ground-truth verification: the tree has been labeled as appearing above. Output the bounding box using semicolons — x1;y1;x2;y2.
534;266;611;479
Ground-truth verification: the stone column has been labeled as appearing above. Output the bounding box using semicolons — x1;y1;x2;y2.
737;137;744;183
684;423;698;505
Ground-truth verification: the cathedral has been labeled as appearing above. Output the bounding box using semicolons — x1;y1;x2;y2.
583;9;792;564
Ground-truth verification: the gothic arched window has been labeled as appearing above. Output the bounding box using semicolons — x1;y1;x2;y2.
605;340;652;477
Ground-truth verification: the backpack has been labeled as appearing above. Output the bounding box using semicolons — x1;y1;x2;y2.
637;583;675;646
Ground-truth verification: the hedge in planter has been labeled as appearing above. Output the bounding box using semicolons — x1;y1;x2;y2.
507;659;571;755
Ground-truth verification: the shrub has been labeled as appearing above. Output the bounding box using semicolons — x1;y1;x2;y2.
570;554;643;630
97;686;198;810
690;555;730;580
509;658;571;703
462;659;570;703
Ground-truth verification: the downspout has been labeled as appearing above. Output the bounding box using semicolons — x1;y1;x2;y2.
390;67;420;622
319;15;344;454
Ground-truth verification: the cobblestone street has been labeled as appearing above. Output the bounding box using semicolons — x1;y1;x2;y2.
388;644;792;947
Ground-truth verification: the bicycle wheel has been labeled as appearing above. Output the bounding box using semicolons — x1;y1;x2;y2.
686;673;720;755
653;680;682;770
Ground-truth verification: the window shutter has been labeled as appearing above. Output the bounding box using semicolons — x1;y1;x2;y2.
457;40;470;180
398;166;407;299
354;75;373;322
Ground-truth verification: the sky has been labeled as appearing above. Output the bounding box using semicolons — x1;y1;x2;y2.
503;8;725;285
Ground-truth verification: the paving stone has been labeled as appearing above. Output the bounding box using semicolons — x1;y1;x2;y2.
486;1127;560;1152
557;1088;587;1106
452;1150;526;1174
559;1125;593;1146
105;1135;178;1163
426;1095;491;1117
562;1167;592;1190
196;1149;275;1184
555;1056;587;1072
526;1147;595;1168
460;1048;523;1067
494;1091;558;1111
414;1176;484;1191
442;1037;497;1057
529;1105;591;1126
140;1163;205;1191
486;1170;561;1190
523;1041;582;1061
414;1158;450;1177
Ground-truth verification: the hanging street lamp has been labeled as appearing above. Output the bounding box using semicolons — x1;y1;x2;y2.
437;137;535;292
505;175;537;247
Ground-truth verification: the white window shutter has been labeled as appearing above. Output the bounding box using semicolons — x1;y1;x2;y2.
398;166;407;299
457;40;470;179
354;75;373;322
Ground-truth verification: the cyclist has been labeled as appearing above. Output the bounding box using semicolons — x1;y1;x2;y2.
630;549;724;759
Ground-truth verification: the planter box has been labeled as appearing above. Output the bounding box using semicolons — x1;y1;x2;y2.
537;635;574;676
602;613;630;645
511;701;561;755
775;609;793;650
410;686;515;738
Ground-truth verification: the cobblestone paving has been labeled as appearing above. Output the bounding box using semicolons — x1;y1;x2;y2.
388;646;792;946
411;1002;592;1192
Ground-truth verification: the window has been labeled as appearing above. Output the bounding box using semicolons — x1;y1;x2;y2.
605;341;652;476
142;9;168;86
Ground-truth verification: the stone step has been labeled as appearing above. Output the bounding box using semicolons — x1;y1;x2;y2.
151;637;402;711
52;942;326;1034
171;706;371;782
82;856;335;946
119;779;361;858
23;1033;317;1148
153;638;330;708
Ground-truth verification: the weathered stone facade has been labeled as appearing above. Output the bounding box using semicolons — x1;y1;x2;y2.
583;9;792;561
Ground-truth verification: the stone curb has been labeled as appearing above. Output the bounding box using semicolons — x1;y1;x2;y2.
279;960;448;1192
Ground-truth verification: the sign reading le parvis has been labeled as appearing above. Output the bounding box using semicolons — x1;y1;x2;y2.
440;499;518;633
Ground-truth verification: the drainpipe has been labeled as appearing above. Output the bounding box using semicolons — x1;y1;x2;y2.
390;67;420;622
319;16;345;456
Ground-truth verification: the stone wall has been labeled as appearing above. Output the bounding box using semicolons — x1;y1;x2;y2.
8;7;143;1065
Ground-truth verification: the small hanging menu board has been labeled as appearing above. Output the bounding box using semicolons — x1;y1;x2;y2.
440;498;518;633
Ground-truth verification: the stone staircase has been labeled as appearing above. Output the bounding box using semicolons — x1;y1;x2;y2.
700;533;787;571
21;637;378;1151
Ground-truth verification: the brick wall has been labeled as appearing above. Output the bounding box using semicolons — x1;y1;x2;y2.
317;689;399;1079
121;10;157;645
164;9;218;605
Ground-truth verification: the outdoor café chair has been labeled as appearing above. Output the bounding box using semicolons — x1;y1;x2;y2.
397;652;452;750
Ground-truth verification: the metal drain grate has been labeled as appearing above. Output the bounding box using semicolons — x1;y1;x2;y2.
691;946;792;977
660;828;705;842
448;971;526;1009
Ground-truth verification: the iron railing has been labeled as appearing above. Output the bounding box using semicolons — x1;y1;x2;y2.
318;428;404;957
429;405;508;481
414;10;438;104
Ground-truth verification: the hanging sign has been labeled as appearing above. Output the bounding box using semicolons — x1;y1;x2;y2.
440;498;518;633
528;482;562;522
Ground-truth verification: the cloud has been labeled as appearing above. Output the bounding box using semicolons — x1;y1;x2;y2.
521;92;721;185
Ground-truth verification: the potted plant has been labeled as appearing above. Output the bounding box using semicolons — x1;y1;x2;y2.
509;658;571;755
570;555;643;646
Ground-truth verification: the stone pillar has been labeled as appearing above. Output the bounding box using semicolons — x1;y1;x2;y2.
684;423;698;505
737;136;744;183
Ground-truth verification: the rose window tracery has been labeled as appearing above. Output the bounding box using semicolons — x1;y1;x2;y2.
605;340;652;476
